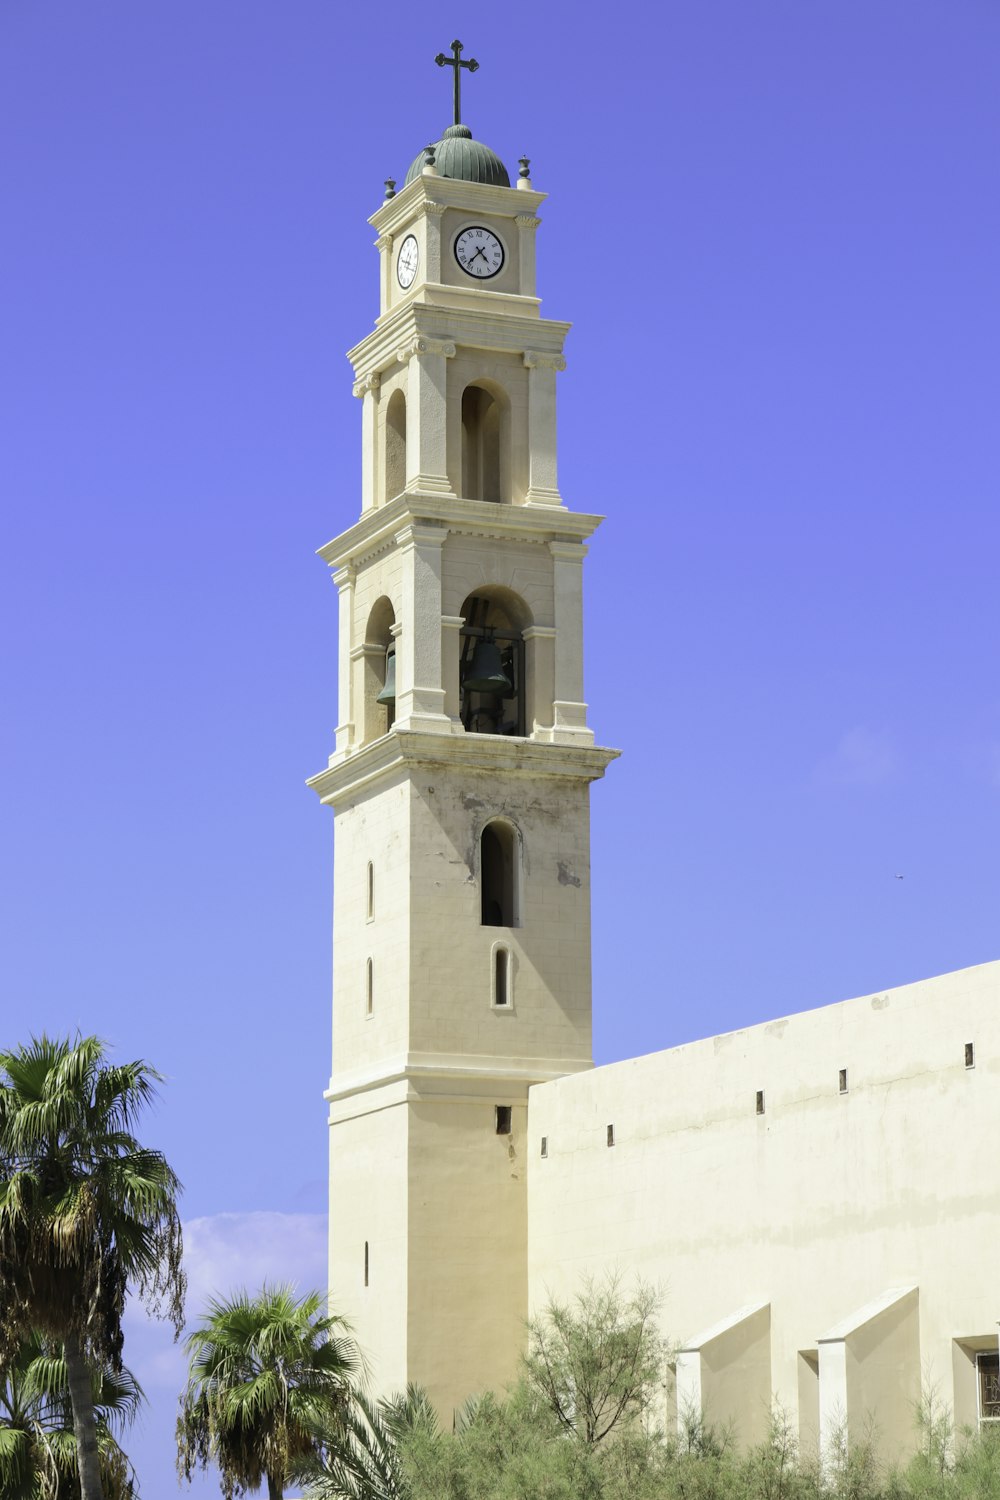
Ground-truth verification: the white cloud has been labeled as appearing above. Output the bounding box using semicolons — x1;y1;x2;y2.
813;726;897;787
124;1210;327;1392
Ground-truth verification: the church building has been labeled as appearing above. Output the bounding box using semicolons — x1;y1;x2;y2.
309;45;1000;1470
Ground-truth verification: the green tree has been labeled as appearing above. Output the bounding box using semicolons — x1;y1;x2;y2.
0;1034;185;1500
0;1332;142;1499
177;1284;360;1500
522;1271;667;1447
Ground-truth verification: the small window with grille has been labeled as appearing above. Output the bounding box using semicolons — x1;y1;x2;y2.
978;1353;1000;1425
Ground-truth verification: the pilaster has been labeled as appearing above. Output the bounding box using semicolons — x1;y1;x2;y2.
334;565;355;754
546;540;593;744
523;351;565;507
353;372;381;513
393;523;452;732
515;214;541;299
397;337;457;495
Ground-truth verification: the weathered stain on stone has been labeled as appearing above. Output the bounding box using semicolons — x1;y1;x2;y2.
461;793;485;810
871;993;890;1010
557;860;581;888
766;1019;788;1039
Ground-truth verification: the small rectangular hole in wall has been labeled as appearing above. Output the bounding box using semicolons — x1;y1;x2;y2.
965;1041;975;1069
540;1136;548;1158
756;1090;765;1115
606;1123;615;1147
839;1068;848;1094
364;1240;369;1288
495;1105;512;1135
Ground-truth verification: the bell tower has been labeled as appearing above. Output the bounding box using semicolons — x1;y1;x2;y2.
308;47;617;1414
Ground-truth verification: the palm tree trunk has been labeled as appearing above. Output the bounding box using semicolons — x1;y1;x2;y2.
63;1331;106;1500
266;1474;283;1500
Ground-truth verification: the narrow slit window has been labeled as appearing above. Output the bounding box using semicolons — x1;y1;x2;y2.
363;1240;369;1288
965;1041;975;1069
366;861;374;922
365;958;373;1017
495;1105;512;1136
838;1068;848;1094
756;1090;765;1115
540;1136;548;1158
494;946;510;1008
607;1123;615;1148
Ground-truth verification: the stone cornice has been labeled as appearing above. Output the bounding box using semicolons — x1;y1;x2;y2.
326;1053;593;1115
368;175;546;237
316;491;602;573
346;300;569;383
307;727;619;809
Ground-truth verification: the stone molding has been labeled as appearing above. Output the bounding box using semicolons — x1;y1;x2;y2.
317;492;603;573
352;371;381;399
515;214;542;229
422;200;448;218
374;232;392;252
307;726;619;808
523;350;567;372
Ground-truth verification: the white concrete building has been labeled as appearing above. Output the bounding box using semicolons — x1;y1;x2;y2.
309;79;1000;1468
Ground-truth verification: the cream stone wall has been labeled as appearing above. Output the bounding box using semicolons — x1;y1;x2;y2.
527;961;1000;1463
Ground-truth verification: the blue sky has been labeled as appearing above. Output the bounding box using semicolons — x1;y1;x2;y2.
2;2;998;1493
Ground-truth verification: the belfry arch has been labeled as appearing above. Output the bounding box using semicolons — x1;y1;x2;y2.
361;595;396;743
458;587;529;736
461;381;509;503
383;388;406;503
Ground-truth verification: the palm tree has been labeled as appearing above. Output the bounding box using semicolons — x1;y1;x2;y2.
301;1384;435;1500
0;1332;142;1499
0;1034;185;1500
177;1284;360;1500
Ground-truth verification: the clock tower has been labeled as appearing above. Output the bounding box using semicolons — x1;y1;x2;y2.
308;47;617;1413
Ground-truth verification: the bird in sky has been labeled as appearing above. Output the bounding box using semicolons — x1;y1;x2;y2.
894;874;905;880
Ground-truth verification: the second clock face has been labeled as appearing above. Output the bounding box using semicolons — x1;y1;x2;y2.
396;234;419;289
454;226;505;280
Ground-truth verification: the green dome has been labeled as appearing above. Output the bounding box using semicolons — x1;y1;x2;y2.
404;124;510;188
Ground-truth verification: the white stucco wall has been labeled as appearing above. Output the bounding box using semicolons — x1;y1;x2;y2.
527;961;1000;1460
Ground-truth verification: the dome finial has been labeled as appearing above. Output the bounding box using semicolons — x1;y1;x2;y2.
434;39;479;126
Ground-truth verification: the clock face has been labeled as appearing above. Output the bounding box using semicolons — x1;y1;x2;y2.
396;234;419;289
454;226;505;280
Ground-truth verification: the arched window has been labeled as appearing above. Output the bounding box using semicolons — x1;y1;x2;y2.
365;958;373;1017
384;389;406;503
481;821;518;927
366;861;374;922
459;589;528;736
462;383;506;503
363;597;396;743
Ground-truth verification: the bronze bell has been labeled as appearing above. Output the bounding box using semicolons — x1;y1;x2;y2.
376;646;396;705
464;638;512;696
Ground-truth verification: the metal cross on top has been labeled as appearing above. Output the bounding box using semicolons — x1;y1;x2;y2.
435;39;479;126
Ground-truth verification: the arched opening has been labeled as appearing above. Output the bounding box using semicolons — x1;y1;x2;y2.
384;389;406;503
462;383;506;503
481;820;518;926
459;588;529;736
363;597;395;743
